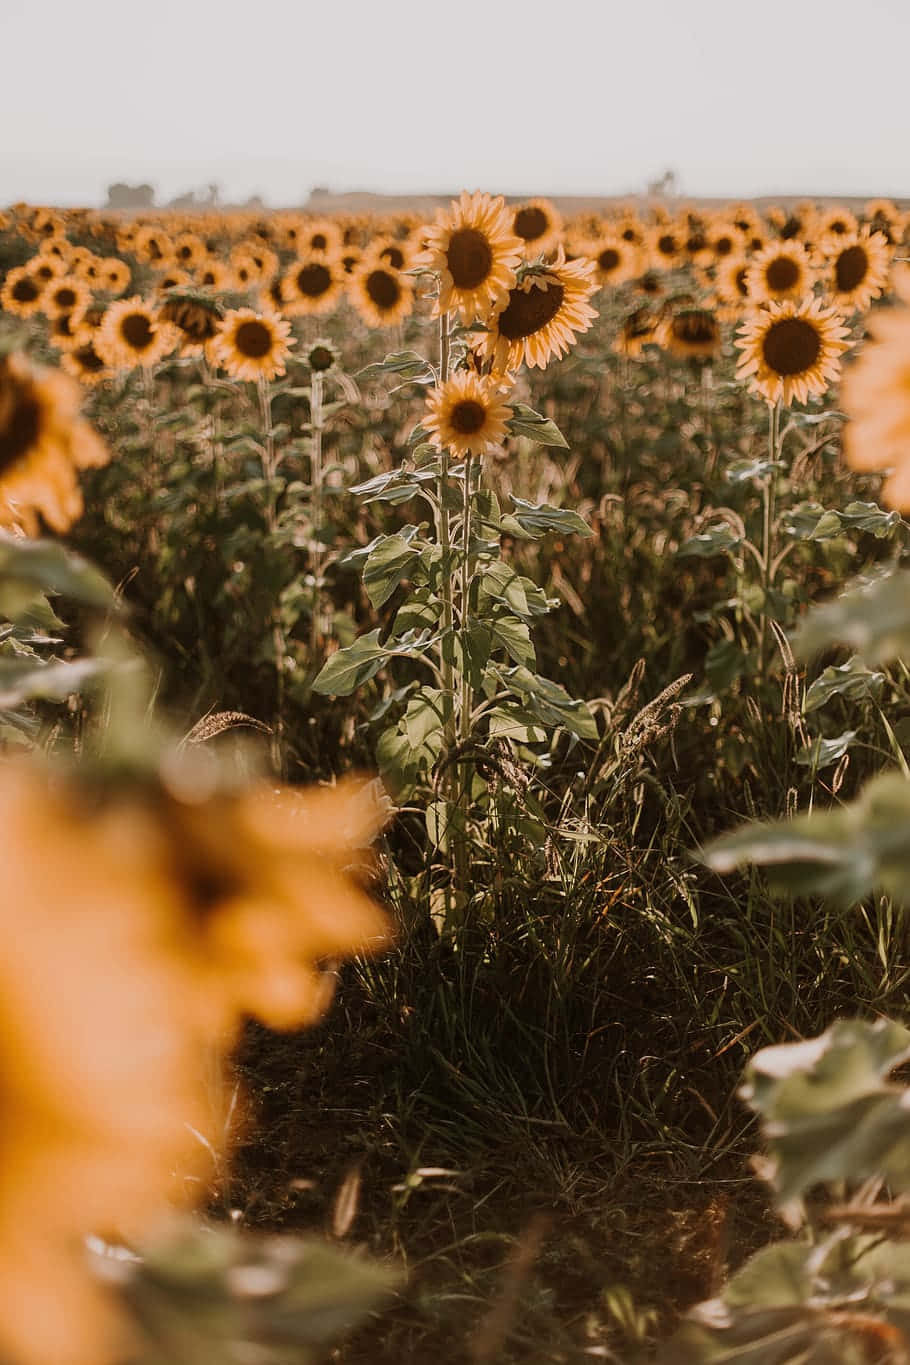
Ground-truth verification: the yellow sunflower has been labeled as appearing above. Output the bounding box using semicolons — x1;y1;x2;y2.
61;339;108;387
171;231;207;271
424;371;513;458
47;311;84;352
0;351;110;533
193;259;234;291
365;234;415;273
33;248;69;279
659;306;721;360
300;217;344;256
42;275;91;321
134;225;174;266
509;197;563;257
95;297;179;370
824;230;892;313
281;252;346;316
648;224;684;271
581;232;641;288
841;301;910;509
479;250;599;373
815;205;858;244
0;266;45;318
714;255;752;309
863;198;903;244
98;256;131;294
211;307;294;382
735;297;850;406
420;191;523;325
155;267;191;293
746;240;815;304
348;260;414;328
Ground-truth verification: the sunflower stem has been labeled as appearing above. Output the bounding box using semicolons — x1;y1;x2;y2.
759;399;781;675
309;370;326;655
259;376;286;776
434;312;461;921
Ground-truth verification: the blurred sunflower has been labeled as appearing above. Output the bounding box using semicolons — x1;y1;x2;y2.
43;276;91;321
746;240;815;304
172;231;207;271
815;205;858;243
825;230;892;313
479;251;598;372
33;249;68;280
134;225;174;266
648;225;683;270
582;233;641;289
841;300;910;509
420;191;523;324
736;297;850;406
62;340;108;387
95;297;178;370
305;338;340;373
159;291;224;357
659;306;721;359
367;235;414;272
211;307;293;382
0;266;45;318
281;253;345;316
424;370;513;458
0;351;109;532
612;306;660;358
194;259;234;291
300;218;344;255
99;256;131;294
348;261;414;328
47;312;83;352
863;198;902;243
510;198;562;257
714;255;752;309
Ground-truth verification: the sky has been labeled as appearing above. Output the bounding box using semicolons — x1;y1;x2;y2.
3;0;910;208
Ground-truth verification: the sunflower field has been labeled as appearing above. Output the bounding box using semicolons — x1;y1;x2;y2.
5;191;910;1363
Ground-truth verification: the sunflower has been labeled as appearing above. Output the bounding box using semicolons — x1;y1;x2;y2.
134;225;174;266
42;275;91;321
841;301;910;509
713;255;752;319
479;250;599;373
72;252;103;287
61;339;108;387
95;297;179;370
281;252;346;317
0;760;213;1365
211;307;293;382
33;248;68;279
156;267;191;293
159;290;224;356
348;260;414;328
509;198;563;258
706;219;740;261
172;231;207;271
863;198;902;244
300;218;344;256
735;297;850;406
305;338;340;373
47;311;84;352
194;259;233;291
423;370;513;459
612;306;660;358
0;351;110;533
824;230;892;313
581;233;641;288
366;235;414;273
746;240;815;304
0;266;46;318
815;205;858;243
420;191;523;325
648;224;684;271
659;306;721;359
98;256;131;294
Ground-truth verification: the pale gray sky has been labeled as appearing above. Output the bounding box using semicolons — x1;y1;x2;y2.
3;0;909;207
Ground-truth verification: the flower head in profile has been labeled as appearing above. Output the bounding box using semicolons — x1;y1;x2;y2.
424;370;514;459
479;250;599;373
0;351;110;533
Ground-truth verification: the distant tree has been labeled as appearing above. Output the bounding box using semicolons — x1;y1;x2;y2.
106;182;155;209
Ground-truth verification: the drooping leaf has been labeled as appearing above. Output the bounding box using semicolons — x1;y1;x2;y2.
794;730;857;770
676;525;742;558
0;534;115;609
501;496;592;540
506;402;569;448
803;657;885;713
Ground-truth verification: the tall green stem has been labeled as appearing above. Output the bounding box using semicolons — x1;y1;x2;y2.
259;377;286;774
759;399;781;673
309;371;327;654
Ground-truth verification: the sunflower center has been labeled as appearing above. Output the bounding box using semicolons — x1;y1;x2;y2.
366;270;400;310
449;399;487;435
496;281;565;340
735;267;749;296
308;345;335;372
11;277;39;304
310;233;328;251
234;320;272;358
121;312;154;350
761;317;822;376
381;245;405;270
765;257;800;292
673;310;717;345
54;287;77;309
446;228;494;290
714;235;734;256
657;234;677;256
297;263;332;297
835;245;869;293
0;389;41;476
780;217;801;240
513;206;548;242
75;343;104;374
598;248;620;273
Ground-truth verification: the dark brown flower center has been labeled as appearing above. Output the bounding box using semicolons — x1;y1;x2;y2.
598;248;620;273
366;269;400;310
657;234;678;256
296;263;332;297
0;383;41;476
35;264;56;281
496;280;565;340
120;312;154;350
234;320;272;358
74;343;104;374
735;267;749;296
380;245;405;269
714;235;734;256
54;286;77;310
672;309;718;346
310;233;328;251
761;317;822;375
11;276;40;303
780;216;801;240
685;232;706;254
446;227;494;289
513;206;548;242
835;245;869;294
765;256;801;292
308;345;334;371
449;399;487;435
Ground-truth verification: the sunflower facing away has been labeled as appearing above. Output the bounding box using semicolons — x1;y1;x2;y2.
825;229;892;313
479;250;599;373
659;306;721;360
0;351;110;533
211;307;294;382
424;370;514;458
348;259;414;328
95;297;178;370
746;240;815;304
841;300;910;510
735;297;850;406
420;191;523;325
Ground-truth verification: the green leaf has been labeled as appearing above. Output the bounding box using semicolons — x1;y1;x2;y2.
803;657;885;714
495;665;599;740
741;1017;910;1202
0;656;108;709
794;730;857;770
506;402;569;448
311;630;391;696
787;500;900;543
403;689;444;749
794;569;910;664
676;525;742;558
502;496;592;539
0;535;114;609
487;705;546;745
358;350;435;384
488;615;535;668
705;639;750;693
700;771;910;905
363;533;422;609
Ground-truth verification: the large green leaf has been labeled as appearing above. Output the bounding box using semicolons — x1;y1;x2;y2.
362;532;422;609
506;402;569;448
500;495;592;540
0;534;114;609
312;631;391;696
0;656;108;709
676;525;742;558
803;657;885;714
794;569;910;664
